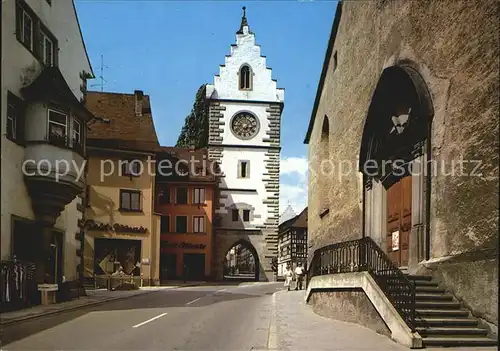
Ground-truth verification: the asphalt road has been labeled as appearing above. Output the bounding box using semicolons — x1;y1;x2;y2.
1;282;284;351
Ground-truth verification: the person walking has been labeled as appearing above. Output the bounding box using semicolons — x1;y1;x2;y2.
284;265;293;291
294;263;305;290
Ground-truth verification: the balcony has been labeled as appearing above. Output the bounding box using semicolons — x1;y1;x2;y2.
20;67;95;225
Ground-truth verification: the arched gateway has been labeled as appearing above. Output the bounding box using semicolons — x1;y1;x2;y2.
221;239;260;281
360;62;434;269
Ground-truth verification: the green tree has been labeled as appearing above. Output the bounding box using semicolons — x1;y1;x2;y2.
176;84;209;148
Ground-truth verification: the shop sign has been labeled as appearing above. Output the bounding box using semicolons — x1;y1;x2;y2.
161;241;206;250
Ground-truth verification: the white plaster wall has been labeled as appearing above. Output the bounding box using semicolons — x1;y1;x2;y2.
206;25;284;102
216;148;271;225
1;0;92;278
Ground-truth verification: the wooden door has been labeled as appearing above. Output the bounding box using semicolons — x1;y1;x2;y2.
386;176;412;267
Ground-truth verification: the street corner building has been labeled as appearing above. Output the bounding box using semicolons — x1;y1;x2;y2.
205;7;285;282
1;0;95;310
155;147;219;282
304;1;498;349
83;90;162;287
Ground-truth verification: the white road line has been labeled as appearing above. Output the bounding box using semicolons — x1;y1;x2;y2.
215;289;227;293
186;297;201;305
132;313;168;328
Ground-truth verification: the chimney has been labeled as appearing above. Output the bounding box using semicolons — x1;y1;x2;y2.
134;90;144;117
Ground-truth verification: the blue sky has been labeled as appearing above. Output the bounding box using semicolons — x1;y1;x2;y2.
75;0;337;214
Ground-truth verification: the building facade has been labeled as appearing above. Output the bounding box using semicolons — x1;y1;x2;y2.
277;207;308;278
155;147;218;281
1;0;94;309
305;1;498;347
83;90;161;286
207;7;285;281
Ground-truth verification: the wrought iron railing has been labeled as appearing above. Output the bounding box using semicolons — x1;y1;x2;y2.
307;237;416;332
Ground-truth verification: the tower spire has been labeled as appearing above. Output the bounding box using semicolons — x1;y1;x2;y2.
237;6;249;34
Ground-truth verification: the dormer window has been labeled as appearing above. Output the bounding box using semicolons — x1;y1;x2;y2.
48;110;68;146
239;65;252;90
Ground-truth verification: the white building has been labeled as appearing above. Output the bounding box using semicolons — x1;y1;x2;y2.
1;0;94;306
207;7;284;281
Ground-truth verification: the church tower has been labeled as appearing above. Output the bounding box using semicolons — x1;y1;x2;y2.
207;7;284;281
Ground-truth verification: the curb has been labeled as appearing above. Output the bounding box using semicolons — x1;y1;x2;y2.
267;291;278;350
0;283;201;327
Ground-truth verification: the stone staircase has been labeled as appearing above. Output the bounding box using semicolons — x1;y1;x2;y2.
407;275;497;348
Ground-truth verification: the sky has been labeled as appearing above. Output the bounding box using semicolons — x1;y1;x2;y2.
75;0;338;215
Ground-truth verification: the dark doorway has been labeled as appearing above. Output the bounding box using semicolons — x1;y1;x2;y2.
386;176;412;267
183;253;205;281
223;240;260;282
160;253;177;281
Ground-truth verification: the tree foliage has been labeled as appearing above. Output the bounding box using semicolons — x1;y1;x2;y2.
176;84;209;148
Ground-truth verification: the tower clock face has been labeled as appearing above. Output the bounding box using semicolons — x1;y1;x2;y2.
231;112;260;140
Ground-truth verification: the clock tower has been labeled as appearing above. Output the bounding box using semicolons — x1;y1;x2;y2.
207;7;284;281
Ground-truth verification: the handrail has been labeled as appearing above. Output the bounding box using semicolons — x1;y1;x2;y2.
306;237;416;332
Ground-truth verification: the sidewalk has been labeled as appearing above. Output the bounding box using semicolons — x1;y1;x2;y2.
269;290;497;351
0;283;201;326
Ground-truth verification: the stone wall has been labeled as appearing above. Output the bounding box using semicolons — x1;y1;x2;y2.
309;289;391;337
307;0;498;325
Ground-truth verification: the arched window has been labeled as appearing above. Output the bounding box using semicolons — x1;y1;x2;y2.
320;116;330;211
239;65;252;90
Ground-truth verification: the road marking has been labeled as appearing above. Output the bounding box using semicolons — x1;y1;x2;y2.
186;297;201;305
215;288;227;293
132;313;168;328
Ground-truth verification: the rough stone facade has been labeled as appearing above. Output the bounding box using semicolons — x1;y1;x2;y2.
305;0;498;327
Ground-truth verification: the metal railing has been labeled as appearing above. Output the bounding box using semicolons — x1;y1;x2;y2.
307;237;416;332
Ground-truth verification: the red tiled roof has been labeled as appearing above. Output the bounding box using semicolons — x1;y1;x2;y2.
85;91;160;152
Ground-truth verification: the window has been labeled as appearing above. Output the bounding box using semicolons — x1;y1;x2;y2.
243;210;250;222
158;185;170;204
40;29;54;66
175;216;188;233
232;209;239;222
176;187;188;204
16;3;33;51
333;51;338;72
48;110;68;145
239;65;251;90
121;160;141;177
6;92;24;143
193;216;205;233
73;119;81;146
193;188;205;204
238;160;249;178
160;216;170;233
16;1;58;65
120;190;141;211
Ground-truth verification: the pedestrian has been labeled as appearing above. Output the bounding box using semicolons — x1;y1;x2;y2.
284;265;293;291
294;263;305;290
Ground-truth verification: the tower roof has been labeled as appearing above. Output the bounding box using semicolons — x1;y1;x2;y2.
236;6;251;34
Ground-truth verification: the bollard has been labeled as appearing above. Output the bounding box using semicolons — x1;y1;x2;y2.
140;273;143;288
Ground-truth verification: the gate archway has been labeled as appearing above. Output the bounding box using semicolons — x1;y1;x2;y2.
222;239;260;282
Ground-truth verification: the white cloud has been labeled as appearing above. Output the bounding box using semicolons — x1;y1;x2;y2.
279;156;308;215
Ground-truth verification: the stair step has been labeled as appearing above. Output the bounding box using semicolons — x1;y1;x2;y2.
416;309;469;317
413;280;439;287
415;285;446;293
406;275;433;281
416;317;479;327
415;293;453;301
417;326;488;336
422;337;497;347
415;301;461;309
